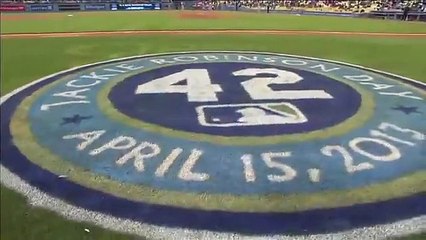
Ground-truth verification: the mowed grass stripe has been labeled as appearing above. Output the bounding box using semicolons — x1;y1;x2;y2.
1;11;426;34
1;35;426;97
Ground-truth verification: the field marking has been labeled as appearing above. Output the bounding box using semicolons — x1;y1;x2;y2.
1;51;425;240
1;30;426;39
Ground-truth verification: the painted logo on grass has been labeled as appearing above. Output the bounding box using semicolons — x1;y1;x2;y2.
1;52;425;239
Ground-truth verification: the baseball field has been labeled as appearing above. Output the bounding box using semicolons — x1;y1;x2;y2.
1;10;425;240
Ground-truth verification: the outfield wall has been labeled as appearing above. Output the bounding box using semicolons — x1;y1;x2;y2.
0;3;162;12
1;2;425;21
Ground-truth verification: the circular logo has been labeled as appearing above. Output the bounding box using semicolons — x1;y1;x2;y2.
1;52;425;239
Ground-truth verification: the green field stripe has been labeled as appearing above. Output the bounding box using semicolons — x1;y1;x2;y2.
1;11;426;34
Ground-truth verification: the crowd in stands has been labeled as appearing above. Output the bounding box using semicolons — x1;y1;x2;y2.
185;0;425;12
233;0;426;13
0;0;161;3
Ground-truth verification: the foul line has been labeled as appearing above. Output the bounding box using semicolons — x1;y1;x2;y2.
1;30;426;39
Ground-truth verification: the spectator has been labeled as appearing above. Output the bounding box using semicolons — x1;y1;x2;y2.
403;3;410;20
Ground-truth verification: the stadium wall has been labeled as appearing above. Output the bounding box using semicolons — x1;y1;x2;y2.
0;3;163;12
0;2;425;21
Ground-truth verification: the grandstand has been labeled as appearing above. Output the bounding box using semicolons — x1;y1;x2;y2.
234;0;426;13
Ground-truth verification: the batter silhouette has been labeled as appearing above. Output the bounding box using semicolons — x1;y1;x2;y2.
236;107;291;125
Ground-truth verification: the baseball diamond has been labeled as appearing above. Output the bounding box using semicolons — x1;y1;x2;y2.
1;7;426;240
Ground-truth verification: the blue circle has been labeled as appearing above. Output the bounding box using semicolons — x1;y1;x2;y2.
1;82;425;235
109;62;361;136
1;53;425;236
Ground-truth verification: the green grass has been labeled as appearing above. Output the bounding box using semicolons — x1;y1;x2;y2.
1;13;425;240
1;11;426;34
0;187;144;240
2;35;425;96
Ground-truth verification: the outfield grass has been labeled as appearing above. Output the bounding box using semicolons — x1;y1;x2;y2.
1;12;425;240
1;11;426;34
2;35;425;96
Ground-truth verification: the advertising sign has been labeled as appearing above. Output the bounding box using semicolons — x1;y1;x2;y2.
29;4;54;12
0;4;25;12
84;4;107;11
58;4;81;11
111;3;160;10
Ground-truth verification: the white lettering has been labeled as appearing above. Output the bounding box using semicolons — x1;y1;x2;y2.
116;63;143;71
359;82;394;90
116;142;161;172
343;75;374;82
155;148;183;177
309;64;340;73
281;59;307;66
40;100;89;111
379;91;423;100
203;55;219;61
262;57;277;63
103;68;127;73
237;55;257;61
150;59;174;65
53;88;90;99
178;149;209;181
173;56;198;62
81;72;116;80
89;136;136;156
104;64;143;73
66;79;101;88
63;130;106;151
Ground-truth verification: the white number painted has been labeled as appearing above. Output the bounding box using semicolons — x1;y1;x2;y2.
136;68;333;102
234;68;333;100
135;69;222;102
349;138;401;162
321;145;374;173
261;152;297;182
241;154;256;182
378;122;425;141
370;130;415;146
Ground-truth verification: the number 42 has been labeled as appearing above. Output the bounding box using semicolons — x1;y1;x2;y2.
135;68;333;101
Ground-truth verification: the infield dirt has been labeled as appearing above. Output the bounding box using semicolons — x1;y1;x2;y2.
2;29;426;39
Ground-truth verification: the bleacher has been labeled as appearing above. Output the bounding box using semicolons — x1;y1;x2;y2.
235;0;426;14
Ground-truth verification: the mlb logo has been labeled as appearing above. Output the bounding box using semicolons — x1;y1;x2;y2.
196;102;307;127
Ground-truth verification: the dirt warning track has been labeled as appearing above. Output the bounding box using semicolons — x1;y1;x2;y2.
2;29;426;39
